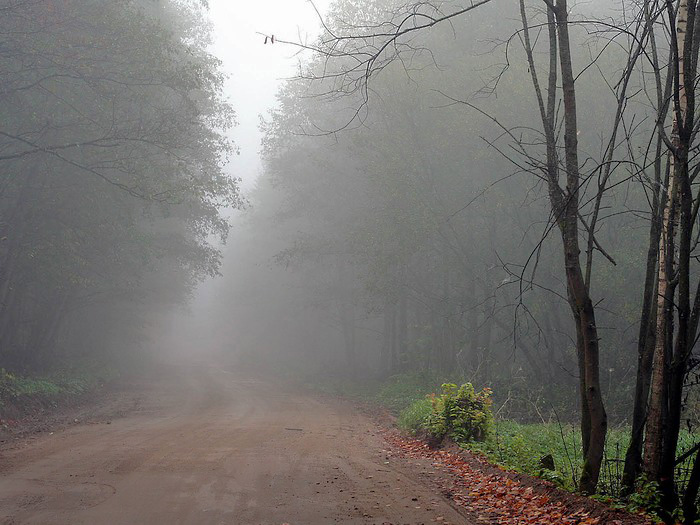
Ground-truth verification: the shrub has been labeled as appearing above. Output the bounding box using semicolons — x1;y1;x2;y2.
425;383;493;443
627;475;663;518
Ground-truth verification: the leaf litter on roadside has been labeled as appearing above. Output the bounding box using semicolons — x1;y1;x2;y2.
381;431;657;525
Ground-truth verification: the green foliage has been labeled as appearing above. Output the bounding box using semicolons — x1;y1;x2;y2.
395;381;494;442
0;370;61;400
424;383;493;442
362;373;698;519
0;368;114;409
460;419;698;507
397;398;432;434
376;373;439;414
627;475;663;519
0;0;238;371
465;420;582;490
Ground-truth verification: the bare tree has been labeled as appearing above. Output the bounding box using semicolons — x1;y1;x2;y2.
278;0;664;493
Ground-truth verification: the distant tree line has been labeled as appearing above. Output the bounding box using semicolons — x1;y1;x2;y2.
0;0;238;371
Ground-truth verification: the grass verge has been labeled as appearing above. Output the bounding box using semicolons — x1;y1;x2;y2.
0;367;117;417
317;372;698;520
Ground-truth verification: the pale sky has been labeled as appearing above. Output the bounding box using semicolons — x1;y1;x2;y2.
170;0;333;341
208;0;332;190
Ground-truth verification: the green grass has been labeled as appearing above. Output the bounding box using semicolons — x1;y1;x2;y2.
397;395;699;501
0;367;116;410
375;372;439;413
464;420;587;491
308;371;699;520
306;371;442;413
475;421;699;493
310;371;699;503
397;397;432;433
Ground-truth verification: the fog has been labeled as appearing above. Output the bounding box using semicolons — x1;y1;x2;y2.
189;0;644;411
210;0;333;189
4;0;700;514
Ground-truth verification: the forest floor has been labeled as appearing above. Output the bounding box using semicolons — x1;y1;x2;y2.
0;362;653;525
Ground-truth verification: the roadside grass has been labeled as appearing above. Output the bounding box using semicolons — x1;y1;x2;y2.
397;397;432;431
0;367;117;413
308;371;441;413
374;372;440;413
462;420;601;493
397;391;698;505
307;371;700;521
361;373;697;513
308;371;700;500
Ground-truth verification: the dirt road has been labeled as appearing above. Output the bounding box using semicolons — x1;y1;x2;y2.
0;364;472;524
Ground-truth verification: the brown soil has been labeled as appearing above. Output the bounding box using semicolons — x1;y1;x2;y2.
0;380;145;445
0;363;473;524
0;363;654;525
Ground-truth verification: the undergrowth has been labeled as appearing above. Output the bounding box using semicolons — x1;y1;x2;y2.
375;373;440;413
308;371;440;413
310;371;699;505
305;370;700;520
397;397;432;432
424;383;494;442
0;367;116;411
387;375;697;522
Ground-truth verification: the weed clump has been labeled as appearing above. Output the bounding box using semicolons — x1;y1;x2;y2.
398;382;494;444
425;383;493;443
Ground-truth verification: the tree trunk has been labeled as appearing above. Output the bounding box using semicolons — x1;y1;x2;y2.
519;0;607;492
621;138;665;494
554;0;607;493
644;1;693;497
398;276;408;372
466;277;479;372
441;243;453;372
382;300;393;376
390;300;398;374
682;449;700;524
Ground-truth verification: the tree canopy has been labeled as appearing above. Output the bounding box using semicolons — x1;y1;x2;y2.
0;0;239;370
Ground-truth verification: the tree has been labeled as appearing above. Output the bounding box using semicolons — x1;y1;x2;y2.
0;0;238;370
275;0;655;493
632;0;700;516
241;0;700;506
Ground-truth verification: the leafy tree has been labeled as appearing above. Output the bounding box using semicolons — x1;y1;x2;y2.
0;0;238;370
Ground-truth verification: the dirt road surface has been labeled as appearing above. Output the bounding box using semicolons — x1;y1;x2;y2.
0;364;473;524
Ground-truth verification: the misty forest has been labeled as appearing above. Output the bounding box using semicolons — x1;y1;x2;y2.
5;0;700;524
